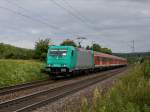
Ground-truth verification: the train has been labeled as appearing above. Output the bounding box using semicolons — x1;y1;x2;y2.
45;45;127;78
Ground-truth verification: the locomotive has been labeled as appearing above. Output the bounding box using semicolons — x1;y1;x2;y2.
45;45;127;78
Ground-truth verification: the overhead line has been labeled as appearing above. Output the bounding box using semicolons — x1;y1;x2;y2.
0;6;57;31
49;0;91;27
50;0;100;32
62;0;90;23
62;0;99;30
4;0;58;30
2;0;102;37
4;0;101;37
2;0;80;36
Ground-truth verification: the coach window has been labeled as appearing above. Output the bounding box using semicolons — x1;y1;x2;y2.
100;58;102;62
98;57;100;62
98;57;101;62
97;57;99;62
106;58;108;62
102;58;105;62
95;56;97;61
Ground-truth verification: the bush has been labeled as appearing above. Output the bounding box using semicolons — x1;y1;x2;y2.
81;60;150;112
141;59;150;79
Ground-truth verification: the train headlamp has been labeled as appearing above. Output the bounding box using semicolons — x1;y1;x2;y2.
48;64;51;67
61;64;66;67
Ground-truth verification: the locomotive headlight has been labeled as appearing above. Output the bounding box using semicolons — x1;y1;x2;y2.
48;64;51;67
61;64;66;67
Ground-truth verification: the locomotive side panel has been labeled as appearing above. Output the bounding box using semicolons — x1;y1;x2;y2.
75;49;94;70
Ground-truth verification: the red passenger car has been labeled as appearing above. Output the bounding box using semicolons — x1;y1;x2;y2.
94;51;127;68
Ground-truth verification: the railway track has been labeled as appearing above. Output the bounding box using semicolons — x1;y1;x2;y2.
0;80;55;96
0;67;127;112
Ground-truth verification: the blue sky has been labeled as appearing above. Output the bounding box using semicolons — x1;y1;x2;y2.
0;0;150;53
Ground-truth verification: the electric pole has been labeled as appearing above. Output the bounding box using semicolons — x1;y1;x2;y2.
131;40;135;53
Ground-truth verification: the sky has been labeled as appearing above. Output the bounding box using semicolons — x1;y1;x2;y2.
0;0;150;53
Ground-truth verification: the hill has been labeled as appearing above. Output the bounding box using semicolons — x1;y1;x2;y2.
0;43;34;59
113;52;150;63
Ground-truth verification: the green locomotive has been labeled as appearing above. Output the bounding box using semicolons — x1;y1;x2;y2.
45;45;94;77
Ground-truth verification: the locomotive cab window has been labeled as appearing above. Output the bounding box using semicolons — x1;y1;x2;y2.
49;49;67;57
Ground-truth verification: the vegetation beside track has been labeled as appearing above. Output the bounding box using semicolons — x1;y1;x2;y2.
0;59;48;88
0;43;34;59
81;60;150;112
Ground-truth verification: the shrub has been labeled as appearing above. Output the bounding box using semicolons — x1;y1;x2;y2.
140;59;150;79
80;97;89;112
80;60;150;112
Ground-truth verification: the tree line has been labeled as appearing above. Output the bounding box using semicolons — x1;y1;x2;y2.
34;38;112;61
0;38;112;61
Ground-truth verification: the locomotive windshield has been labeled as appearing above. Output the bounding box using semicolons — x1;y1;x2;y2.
49;49;67;57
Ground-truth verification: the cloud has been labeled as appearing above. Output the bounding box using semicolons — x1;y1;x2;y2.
30;29;40;34
0;0;150;53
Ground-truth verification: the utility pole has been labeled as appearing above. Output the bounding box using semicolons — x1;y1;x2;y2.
131;40;135;53
131;40;137;63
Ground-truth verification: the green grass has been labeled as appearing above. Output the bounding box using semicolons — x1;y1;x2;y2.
81;60;150;112
0;59;48;88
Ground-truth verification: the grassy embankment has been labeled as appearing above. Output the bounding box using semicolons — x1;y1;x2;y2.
0;60;48;88
81;60;150;112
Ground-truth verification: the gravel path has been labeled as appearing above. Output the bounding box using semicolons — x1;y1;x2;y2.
32;68;129;112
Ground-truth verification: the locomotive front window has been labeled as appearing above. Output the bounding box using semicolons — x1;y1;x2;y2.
49;49;67;57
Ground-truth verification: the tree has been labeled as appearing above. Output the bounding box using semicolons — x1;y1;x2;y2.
86;43;112;54
34;38;50;61
101;47;112;54
92;43;102;52
60;39;77;47
86;45;90;50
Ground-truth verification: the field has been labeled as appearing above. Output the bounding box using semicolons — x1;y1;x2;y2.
81;60;150;112
0;59;48;88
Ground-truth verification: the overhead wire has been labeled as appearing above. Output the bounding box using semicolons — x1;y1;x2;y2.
50;0;101;31
0;6;57;32
62;0;92;25
0;6;47;38
1;0;80;36
50;0;87;24
3;0;102;38
1;0;104;38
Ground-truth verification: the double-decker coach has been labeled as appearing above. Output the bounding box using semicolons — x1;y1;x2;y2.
94;52;127;69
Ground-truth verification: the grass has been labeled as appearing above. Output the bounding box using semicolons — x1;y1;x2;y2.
0;59;48;88
80;60;150;112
